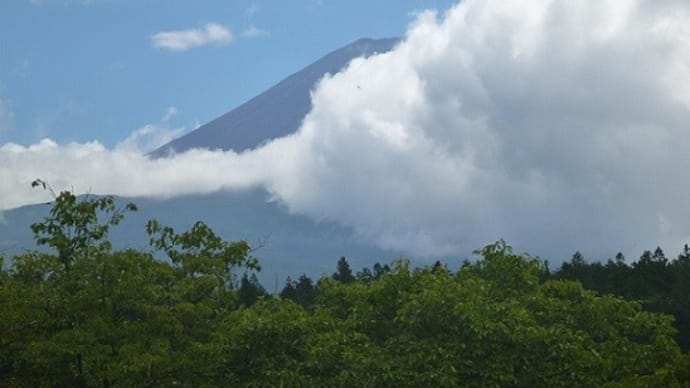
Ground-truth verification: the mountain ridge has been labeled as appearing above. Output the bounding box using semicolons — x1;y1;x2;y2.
151;37;399;156
0;189;405;287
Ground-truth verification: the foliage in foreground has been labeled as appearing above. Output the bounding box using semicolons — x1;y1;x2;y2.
552;247;690;353
0;188;688;386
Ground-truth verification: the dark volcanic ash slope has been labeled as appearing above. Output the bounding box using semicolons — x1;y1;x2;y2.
151;38;399;156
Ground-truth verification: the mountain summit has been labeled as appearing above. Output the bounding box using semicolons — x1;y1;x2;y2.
151;37;399;156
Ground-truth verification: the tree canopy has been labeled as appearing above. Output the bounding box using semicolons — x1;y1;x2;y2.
1;188;688;386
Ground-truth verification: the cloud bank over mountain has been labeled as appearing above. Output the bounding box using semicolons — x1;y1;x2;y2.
2;0;690;259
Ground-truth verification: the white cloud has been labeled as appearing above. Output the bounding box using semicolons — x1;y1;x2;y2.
3;0;690;261
115;124;186;153
0;139;265;211
161;106;177;122
242;26;269;38
151;23;233;52
115;107;185;153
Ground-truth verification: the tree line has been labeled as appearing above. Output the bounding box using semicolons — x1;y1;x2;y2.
550;247;690;353
271;248;690;355
1;186;689;386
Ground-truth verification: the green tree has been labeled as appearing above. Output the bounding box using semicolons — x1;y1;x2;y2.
2;184;688;386
0;184;261;386
280;274;317;308
311;241;689;386
632;247;672;301
279;276;297;300
670;245;690;352
29;179;136;272
237;272;268;306
372;262;390;279
332;256;355;284
146;219;257;286
205;299;320;386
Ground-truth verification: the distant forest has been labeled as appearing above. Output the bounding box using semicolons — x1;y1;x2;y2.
1;186;689;386
276;244;690;354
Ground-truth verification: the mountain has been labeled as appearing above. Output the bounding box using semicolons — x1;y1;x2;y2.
152;37;399;156
0;190;402;288
1;38;406;286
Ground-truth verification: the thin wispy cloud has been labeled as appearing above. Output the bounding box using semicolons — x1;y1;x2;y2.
242;3;268;38
161;106;177;123
116;107;186;153
242;26;269;38
151;23;233;52
115;124;186;153
245;4;258;17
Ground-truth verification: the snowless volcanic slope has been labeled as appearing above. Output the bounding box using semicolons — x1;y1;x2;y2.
151;38;399;156
0;190;404;286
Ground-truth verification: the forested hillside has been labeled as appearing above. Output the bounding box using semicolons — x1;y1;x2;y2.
1;187;689;386
277;248;690;355
550;248;690;353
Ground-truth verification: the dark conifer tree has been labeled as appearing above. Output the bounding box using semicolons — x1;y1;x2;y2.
372;262;391;279
333;256;355;284
238;272;268;306
279;276;297;300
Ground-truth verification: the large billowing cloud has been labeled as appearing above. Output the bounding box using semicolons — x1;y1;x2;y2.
3;0;690;260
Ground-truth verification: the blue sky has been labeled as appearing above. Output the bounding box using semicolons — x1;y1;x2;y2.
0;0;457;147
